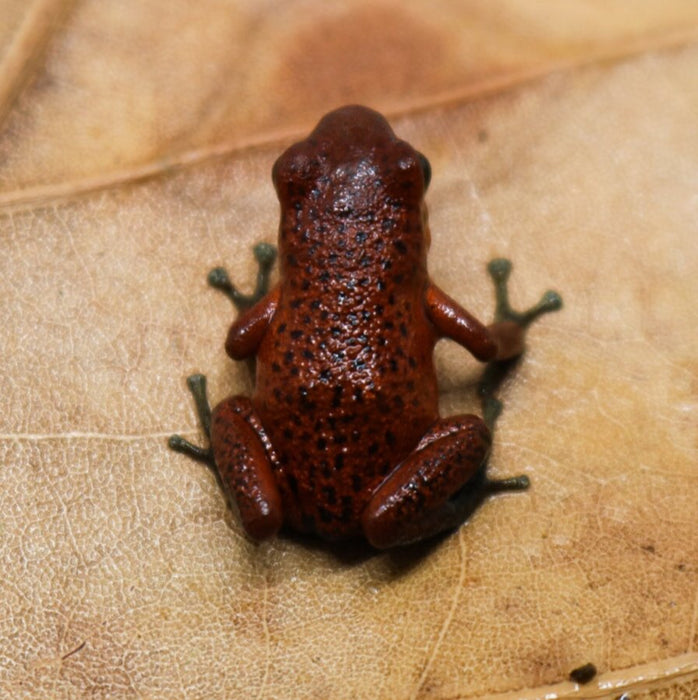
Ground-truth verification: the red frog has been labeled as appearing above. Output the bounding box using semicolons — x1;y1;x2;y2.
170;105;561;549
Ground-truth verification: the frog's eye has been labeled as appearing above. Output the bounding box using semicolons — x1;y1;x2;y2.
418;152;432;190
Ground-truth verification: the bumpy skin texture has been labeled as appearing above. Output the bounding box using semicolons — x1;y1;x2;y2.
212;106;513;547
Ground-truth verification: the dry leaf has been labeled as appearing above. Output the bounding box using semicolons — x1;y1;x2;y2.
1;1;696;698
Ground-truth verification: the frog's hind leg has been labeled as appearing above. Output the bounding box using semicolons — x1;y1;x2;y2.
207;242;277;312
210;396;283;540
170;380;283;540
169;374;215;463
361;414;493;549
363;261;562;549
361;413;532;549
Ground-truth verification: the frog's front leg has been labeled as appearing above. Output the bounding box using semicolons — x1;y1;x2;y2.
361;415;494;549
169;244;278;463
208;242;277;312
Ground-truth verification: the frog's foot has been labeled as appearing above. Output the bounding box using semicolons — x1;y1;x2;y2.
207;242;277;313
436;465;530;537
168;374;214;464
484;473;530;493
488;258;562;327
479;259;563;430
362;414;532;549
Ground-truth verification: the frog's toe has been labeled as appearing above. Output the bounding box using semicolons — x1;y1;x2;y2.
208;266;232;289
540;290;563;312
253;242;277;267
487;258;512;283
488;258;517;322
519;289;563;327
208;266;252;311
486;474;530;492
186;373;207;395
168;433;214;463
168;434;186;450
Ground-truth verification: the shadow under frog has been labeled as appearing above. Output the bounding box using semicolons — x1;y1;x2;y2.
170;105;562;552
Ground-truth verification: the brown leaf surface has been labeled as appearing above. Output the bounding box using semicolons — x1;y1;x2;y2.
1;2;697;699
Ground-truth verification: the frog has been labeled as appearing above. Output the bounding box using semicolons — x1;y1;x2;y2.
169;105;562;549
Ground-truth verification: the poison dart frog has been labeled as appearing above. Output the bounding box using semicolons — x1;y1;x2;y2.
170;105;561;549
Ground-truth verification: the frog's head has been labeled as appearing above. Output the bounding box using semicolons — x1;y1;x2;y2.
272;105;432;279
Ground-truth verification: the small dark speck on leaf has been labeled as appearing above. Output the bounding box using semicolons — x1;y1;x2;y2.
569;662;597;684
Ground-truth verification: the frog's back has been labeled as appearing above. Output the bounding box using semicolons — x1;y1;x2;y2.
254;105;436;537
253;280;438;537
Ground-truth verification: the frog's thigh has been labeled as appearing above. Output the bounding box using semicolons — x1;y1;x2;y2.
210;396;283;540
361;415;491;549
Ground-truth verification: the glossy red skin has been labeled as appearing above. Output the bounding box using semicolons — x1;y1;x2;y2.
211;106;502;547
